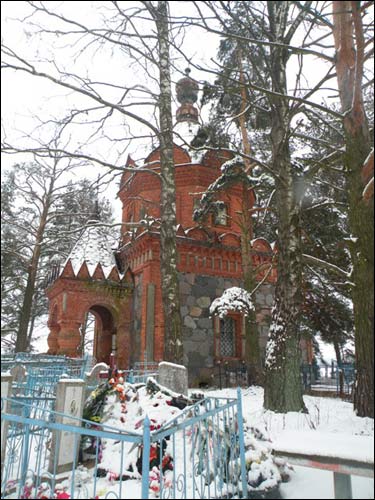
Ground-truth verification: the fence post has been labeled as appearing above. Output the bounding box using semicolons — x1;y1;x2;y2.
236;387;248;499
141;415;151;499
9;364;26;393
1;374;13;474
48;378;85;474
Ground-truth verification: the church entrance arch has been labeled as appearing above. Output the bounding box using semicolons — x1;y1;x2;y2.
86;304;116;365
46;256;134;368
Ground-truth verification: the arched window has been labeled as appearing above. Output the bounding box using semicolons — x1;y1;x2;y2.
213;203;229;226
214;313;242;360
220;317;235;357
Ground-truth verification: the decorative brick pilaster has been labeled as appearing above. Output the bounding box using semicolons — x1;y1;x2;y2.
116;322;131;369
47;323;60;354
57;321;82;357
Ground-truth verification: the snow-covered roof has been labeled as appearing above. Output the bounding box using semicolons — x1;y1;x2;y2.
63;222;118;279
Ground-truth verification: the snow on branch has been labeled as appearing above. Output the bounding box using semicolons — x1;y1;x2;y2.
210;287;254;318
302;254;350;280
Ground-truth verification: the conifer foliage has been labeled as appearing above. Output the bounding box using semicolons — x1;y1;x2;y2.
1;161;113;353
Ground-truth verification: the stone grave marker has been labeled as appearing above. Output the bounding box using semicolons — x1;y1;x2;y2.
158;361;188;396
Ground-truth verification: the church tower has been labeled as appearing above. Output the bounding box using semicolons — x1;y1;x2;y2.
174;68;200;149
44;71;292;384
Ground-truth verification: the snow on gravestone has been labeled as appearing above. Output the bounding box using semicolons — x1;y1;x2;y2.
158;362;188;396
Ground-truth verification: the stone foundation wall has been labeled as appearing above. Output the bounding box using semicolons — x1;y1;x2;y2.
179;272;275;385
129;271;275;383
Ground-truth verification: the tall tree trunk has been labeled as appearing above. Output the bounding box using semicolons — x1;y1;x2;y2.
263;1;306;412
26;310;37;350
156;1;183;364
241;190;261;383
333;1;374;417
16;217;47;352
238;52;261;383
333;340;343;367
15;164;55;353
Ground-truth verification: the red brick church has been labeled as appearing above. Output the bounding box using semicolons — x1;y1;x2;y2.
45;70;309;384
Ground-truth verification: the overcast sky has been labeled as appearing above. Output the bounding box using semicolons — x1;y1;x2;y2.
1;1;345;219
1;2;224;218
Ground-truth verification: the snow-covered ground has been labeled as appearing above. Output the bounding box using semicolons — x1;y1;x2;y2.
2;323;372;499
2;375;373;499
84;384;374;499
204;387;374;499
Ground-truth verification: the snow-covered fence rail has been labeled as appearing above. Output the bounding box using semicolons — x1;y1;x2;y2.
1;353;90;379
1;397;144;499
272;431;374;500
1;389;247;499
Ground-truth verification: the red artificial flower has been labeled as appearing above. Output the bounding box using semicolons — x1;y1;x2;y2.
107;471;119;482
162;455;173;471
55;492;70;499
149;445;158;462
150;483;160;493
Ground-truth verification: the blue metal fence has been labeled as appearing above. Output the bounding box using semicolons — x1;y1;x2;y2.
3;354;91;417
1;398;143;499
1;353;90;379
1;389;247;499
125;369;158;384
147;387;247;499
301;362;355;398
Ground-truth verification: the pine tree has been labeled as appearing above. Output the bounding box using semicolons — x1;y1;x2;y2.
1;162;114;352
332;0;374;417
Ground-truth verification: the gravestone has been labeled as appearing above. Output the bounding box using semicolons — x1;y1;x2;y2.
158;362;188;396
48;379;85;474
9;364;26;387
85;362;109;398
1;374;12;474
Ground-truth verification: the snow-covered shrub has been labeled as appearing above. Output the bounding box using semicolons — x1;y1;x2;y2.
243;424;291;499
210;286;254;318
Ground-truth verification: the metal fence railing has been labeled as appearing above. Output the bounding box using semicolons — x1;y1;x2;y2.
301;362;355;398
1;389;247;499
1;353;90;379
2;353;91;415
148;388;247;499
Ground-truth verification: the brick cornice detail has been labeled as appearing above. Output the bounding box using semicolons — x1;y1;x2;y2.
46;277;133;300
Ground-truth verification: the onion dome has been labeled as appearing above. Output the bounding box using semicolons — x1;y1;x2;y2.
176;68;199;124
